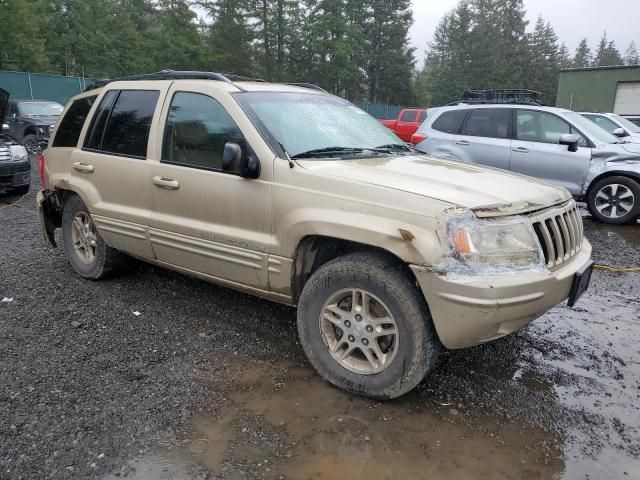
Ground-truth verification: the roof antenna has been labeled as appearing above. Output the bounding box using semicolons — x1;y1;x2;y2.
279;142;295;169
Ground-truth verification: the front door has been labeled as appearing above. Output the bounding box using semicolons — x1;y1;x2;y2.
149;87;271;290
510;109;591;196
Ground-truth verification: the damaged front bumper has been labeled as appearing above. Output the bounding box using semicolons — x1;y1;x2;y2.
411;240;593;349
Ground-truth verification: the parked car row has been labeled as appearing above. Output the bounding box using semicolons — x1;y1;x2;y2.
379;108;427;142
415;104;640;224
4;97;63;154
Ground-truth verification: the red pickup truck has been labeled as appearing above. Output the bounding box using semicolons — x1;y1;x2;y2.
379;108;427;143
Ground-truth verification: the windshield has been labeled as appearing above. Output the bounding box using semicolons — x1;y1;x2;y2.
18;101;64;117
609;114;640;133
235;92;407;158
562;111;622;145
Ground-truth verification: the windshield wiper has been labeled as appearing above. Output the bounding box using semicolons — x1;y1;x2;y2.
291;147;366;159
374;143;420;154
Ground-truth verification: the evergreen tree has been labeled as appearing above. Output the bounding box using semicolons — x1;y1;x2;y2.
558;43;573;69
574;38;592;68
527;16;559;101
623;41;639;66
593;32;623;66
0;0;50;71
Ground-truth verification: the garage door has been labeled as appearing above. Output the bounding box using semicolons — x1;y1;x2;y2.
613;82;640;115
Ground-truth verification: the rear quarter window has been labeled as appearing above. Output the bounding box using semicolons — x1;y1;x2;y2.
431;110;468;134
52;96;97;147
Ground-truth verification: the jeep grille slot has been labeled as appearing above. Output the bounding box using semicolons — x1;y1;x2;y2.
530;201;583;269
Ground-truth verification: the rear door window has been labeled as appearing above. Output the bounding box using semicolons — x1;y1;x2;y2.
400;110;417;122
84;90;159;158
431;110;468;134
462;109;511;139
53;95;97;147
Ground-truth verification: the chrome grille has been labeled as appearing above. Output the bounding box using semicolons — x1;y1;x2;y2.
529;200;583;269
0;145;11;162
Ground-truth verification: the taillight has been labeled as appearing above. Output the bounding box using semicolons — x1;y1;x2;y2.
410;133;427;145
38;153;47;188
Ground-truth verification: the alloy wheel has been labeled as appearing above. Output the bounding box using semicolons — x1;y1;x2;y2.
319;289;399;375
71;212;98;264
594;183;635;219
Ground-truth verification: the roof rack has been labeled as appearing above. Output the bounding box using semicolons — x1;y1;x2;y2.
83;70;326;94
83;70;266;92
286;82;327;92
446;89;544;106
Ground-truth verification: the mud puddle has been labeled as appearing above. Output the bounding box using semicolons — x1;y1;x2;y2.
110;360;564;479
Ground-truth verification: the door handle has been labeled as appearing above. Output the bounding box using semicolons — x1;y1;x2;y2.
72;162;95;173
455;140;470;146
153;176;180;190
512;147;529;153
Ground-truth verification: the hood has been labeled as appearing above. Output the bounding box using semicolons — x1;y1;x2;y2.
624;134;640;145
298;155;571;216
595;141;640;158
0;89;8;131
27;116;58;126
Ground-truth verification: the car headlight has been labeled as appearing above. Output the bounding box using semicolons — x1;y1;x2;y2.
9;145;29;162
446;214;544;272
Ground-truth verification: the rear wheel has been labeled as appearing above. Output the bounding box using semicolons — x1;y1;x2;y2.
62;195;126;279
587;176;639;224
297;252;439;399
22;134;41;155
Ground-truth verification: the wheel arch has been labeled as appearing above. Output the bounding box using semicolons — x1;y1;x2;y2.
586;170;640;197
290;235;420;305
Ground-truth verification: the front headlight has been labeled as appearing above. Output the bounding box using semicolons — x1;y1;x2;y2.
9;145;29;162
446;214;544;272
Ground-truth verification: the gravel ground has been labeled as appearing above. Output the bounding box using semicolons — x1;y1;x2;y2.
1;157;639;479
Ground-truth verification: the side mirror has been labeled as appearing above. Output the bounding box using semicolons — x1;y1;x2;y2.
612;127;627;138
559;134;579;152
222;142;260;179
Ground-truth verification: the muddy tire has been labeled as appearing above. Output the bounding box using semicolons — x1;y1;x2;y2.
62;195;125;279
587;176;640;224
297;252;439;400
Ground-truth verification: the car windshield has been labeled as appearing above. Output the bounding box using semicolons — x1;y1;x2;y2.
562;111;623;145
609;114;640;133
235;92;408;158
18;101;64;117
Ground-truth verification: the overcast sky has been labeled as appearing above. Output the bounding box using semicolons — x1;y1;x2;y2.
411;0;640;67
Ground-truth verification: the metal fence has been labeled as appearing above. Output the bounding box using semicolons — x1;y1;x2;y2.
354;102;408;120
0;70;94;105
0;70;407;117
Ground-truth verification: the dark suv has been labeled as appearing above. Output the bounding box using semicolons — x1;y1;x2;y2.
0;89;30;194
5;98;63;154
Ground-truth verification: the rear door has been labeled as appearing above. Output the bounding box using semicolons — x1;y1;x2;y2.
395;110;418;142
510;109;591;196
71;83;169;258
148;84;272;290
450;108;512;169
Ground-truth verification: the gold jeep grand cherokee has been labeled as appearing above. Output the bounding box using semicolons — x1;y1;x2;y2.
37;71;593;399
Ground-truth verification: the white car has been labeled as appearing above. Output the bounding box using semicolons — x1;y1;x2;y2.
581;112;640;143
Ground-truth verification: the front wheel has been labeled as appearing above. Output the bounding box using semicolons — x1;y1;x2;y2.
297;252;439;399
587;176;640;224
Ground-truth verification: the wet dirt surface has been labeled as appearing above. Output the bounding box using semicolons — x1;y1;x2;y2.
1;157;639;479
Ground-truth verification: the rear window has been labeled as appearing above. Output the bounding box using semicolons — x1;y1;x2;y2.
53;96;97;147
431;110;467;134
84;90;159;158
418;111;427;123
463;109;511;139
